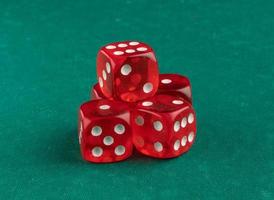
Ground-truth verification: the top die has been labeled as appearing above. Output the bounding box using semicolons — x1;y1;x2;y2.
96;41;159;102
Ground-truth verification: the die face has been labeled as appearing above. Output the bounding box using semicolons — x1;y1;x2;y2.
115;55;159;102
96;52;114;98
171;108;197;155
96;41;159;102
79;100;132;163
157;74;192;103
79;117;132;163
132;110;170;155
80;99;129;118
136;94;187;113
131;94;196;158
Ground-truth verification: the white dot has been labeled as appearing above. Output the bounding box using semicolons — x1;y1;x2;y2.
174;140;180;151
91;147;103;157
125;49;135;53
114;124;125;134
106;62;111;73
137;47;147;51
153;121;163;132
161;79;172;84
106;45;116;49
99;77;103;87
143;82;153;93
181;117;187;128
154;142;163;152
102;70;107;80
181;136;187;146
91;126;102;136
174;121;180;132
121;64;132;76
135;116;144;126
118;43;128;48
114;51;124;55
115;145;126;156
99;105;110;110
188;132;194;142
188;113;194;124
129;41;139;46
142;101;153;106
103;136;114;146
172;100;184;105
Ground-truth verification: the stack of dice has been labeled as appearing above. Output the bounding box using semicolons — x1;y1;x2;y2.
79;41;197;163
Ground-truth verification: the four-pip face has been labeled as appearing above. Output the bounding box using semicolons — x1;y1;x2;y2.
96;41;159;102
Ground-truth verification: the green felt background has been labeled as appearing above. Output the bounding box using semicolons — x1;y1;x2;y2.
0;0;273;199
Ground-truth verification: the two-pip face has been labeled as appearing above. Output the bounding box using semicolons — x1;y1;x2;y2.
96;41;159;102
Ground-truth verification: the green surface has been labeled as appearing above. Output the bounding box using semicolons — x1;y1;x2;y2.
0;0;273;199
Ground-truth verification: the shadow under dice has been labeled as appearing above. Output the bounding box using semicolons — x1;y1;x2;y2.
131;94;196;158
157;74;192;104
79;99;132;163
96;41;159;102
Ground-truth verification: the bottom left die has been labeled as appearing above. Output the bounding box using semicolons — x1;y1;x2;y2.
79;99;132;163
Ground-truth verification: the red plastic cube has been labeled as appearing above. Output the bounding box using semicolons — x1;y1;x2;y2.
131;94;197;158
157;74;192;103
96;41;159;102
79;99;133;163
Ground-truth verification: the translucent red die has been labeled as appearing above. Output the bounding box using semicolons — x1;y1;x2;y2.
131;94;196;158
96;41;159;102
79;99;132;163
157;74;192;103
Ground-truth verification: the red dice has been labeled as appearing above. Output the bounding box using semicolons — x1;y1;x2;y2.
131;94;196;158
96;41;159;102
158;74;192;103
80;41;197;163
79;99;133;163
